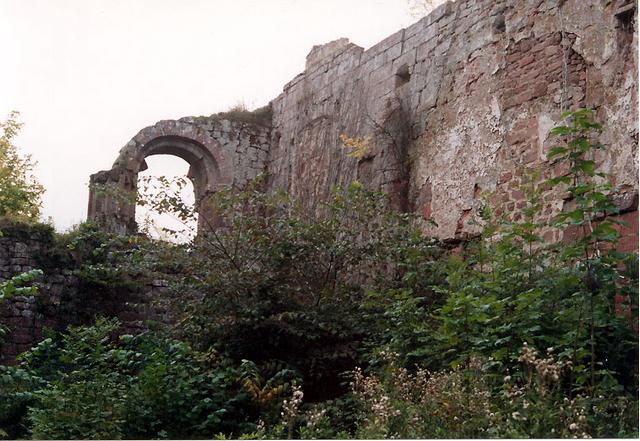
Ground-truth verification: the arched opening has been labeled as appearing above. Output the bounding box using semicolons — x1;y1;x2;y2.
89;122;229;236
136;155;198;243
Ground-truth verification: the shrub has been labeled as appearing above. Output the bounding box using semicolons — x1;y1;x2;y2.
0;319;249;439
354;110;638;437
141;178;444;402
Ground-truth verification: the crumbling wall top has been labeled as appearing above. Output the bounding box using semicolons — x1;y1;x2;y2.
305;38;363;70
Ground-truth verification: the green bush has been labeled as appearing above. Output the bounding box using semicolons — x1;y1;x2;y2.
140;178;443;402
352;110;638;438
1;318;249;439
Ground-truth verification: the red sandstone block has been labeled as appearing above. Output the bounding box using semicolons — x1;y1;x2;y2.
422;203;432;220
547;60;563;71
519;90;535;104
543;45;561;57
16;344;31;355
506;130;527;145
614;294;632;317
532;41;547;52
523;150;538;164
499;172;512;184
519;39;533;52
12;332;33;345
531;82;548;99
13;316;33;327
519;54;536;67
506;52;521;63
503;95;517;109
3;345;18;356
547;33;562;44
562;211;639;253
613;210;639;253
547;81;561;91
512;190;526;201
119;311;142;322
552;161;570;176
525;66;547;82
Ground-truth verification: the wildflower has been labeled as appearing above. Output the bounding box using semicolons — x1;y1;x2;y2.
281;384;304;422
306;407;327;429
569;423;578;431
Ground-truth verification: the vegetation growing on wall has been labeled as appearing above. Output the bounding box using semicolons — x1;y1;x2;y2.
0;110;637;439
213;103;273;127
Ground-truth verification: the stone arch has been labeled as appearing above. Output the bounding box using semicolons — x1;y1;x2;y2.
88;119;232;234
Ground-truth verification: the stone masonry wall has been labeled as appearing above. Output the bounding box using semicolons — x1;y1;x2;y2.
89;114;271;234
174;115;271;190
267;0;638;243
0;224;168;363
0;227;54;360
89;0;637;244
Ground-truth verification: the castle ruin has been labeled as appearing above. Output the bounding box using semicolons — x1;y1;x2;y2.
88;0;638;247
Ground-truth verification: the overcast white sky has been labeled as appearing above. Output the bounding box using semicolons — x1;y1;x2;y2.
0;0;421;231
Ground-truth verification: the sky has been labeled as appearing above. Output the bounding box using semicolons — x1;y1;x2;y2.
0;0;422;232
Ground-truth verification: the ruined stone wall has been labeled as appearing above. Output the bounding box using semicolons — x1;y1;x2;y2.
267;0;638;242
11;0;638;364
0;223;168;363
88;0;637;244
89;115;270;233
174;115;271;190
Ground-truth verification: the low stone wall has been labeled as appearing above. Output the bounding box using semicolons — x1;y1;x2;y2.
0;223;167;363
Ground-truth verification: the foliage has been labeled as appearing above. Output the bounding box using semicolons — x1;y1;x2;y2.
350;354;493;438
213;103;273;127
0;270;42;302
58;221;148;288
137;176;443;403
0;112;44;221
0;318;248;439
339;134;373;159
354;109;638;437
348;347;637;439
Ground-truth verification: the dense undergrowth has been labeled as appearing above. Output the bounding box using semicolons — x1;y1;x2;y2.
0;110;638;439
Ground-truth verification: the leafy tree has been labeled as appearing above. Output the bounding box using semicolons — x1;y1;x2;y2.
133;176;444;402
0;111;44;221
